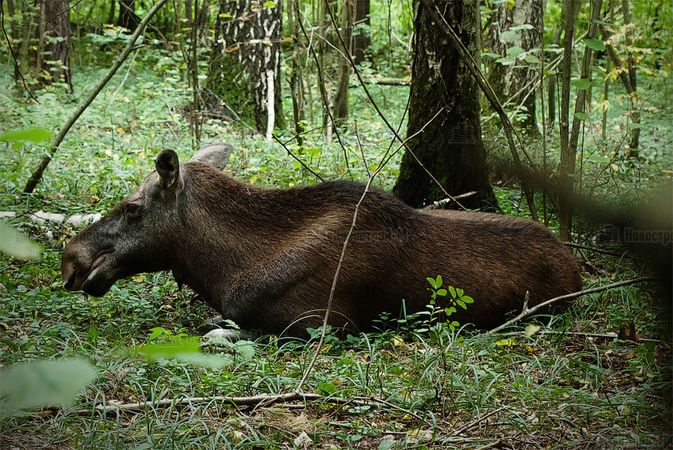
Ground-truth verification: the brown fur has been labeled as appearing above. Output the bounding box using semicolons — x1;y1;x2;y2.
62;151;582;336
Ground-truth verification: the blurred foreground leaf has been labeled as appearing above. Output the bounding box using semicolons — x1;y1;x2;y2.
0;221;42;260
0;358;98;417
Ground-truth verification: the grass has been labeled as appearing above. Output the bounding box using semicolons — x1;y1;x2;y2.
0;48;672;448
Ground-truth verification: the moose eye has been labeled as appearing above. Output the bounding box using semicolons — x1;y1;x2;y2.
125;202;143;220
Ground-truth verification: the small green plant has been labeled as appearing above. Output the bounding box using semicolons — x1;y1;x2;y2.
426;275;474;333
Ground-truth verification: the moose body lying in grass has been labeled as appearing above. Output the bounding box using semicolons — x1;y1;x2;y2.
62;145;582;337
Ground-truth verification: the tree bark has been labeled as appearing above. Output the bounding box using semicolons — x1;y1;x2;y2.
41;0;73;92
485;0;543;134
393;0;497;210
353;0;370;64
602;0;639;154
288;0;306;145
117;0;140;30
334;0;354;126
206;0;284;136
558;0;578;241
107;0;116;24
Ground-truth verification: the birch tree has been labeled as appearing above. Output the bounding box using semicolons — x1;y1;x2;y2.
206;0;284;138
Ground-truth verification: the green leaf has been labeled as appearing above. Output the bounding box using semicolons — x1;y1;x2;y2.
524;324;541;338
435;275;443;287
481;51;500;59
0;359;97;417
426;277;439;289
456;288;464;297
573;78;592;90
448;286;457;299
317;381;338;395
444;306;457;316
510;24;535;31
457;299;467;310
137;339;201;359
496;338;516;347
461;295;474;304
232;341;256;361
524;54;541;64
506;46;525;58
584;38;606;51
174;353;232;369
574;111;590;120
263;0;276;7
148;326;171;340
378;439;395;450
137;338;230;369
435;288;447;297
500;30;518;43
496;57;515;66
0;127;52;144
0;221;42;260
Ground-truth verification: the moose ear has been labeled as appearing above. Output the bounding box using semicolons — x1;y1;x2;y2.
155;149;181;190
190;143;232;171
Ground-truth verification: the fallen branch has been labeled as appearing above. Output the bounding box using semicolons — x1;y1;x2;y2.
79;391;426;420
486;277;656;335
564;242;641;260
423;192;478;210
24;0;170;193
357;77;410;86
538;330;665;344
84;392;355;414
451;406;508;436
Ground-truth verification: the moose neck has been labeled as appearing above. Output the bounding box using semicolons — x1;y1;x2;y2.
166;163;280;304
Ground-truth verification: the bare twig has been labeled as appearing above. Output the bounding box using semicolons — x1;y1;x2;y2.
564;242;641;261
486;277;656;335
322;1;466;210
81;392;367;415
295;172;377;391
421;0;538;220
451;406;508;436
293;3;350;168
475;439;503;450
538;330;664;344
295;75;447;393
423;192;479;210
23;0;170;193
0;0;39;102
271;134;324;181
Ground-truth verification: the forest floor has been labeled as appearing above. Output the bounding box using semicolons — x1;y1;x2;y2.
0;61;672;449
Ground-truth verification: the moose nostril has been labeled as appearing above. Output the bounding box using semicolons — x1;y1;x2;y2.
63;274;75;290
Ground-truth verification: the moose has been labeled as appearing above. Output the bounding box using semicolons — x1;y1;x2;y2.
62;144;582;337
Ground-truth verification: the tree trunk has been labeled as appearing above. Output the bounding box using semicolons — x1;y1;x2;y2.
485;0;543;134
393;0;497;210
107;0;116;24
288;0;306;146
569;0;603;195
41;0;73;92
353;0;370;64
603;0;640;157
117;0;140;30
334;0;354;126
546;28;562;126
558;0;578;241
206;0;284;136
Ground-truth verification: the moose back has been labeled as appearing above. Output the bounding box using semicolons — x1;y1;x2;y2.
62;146;582;336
